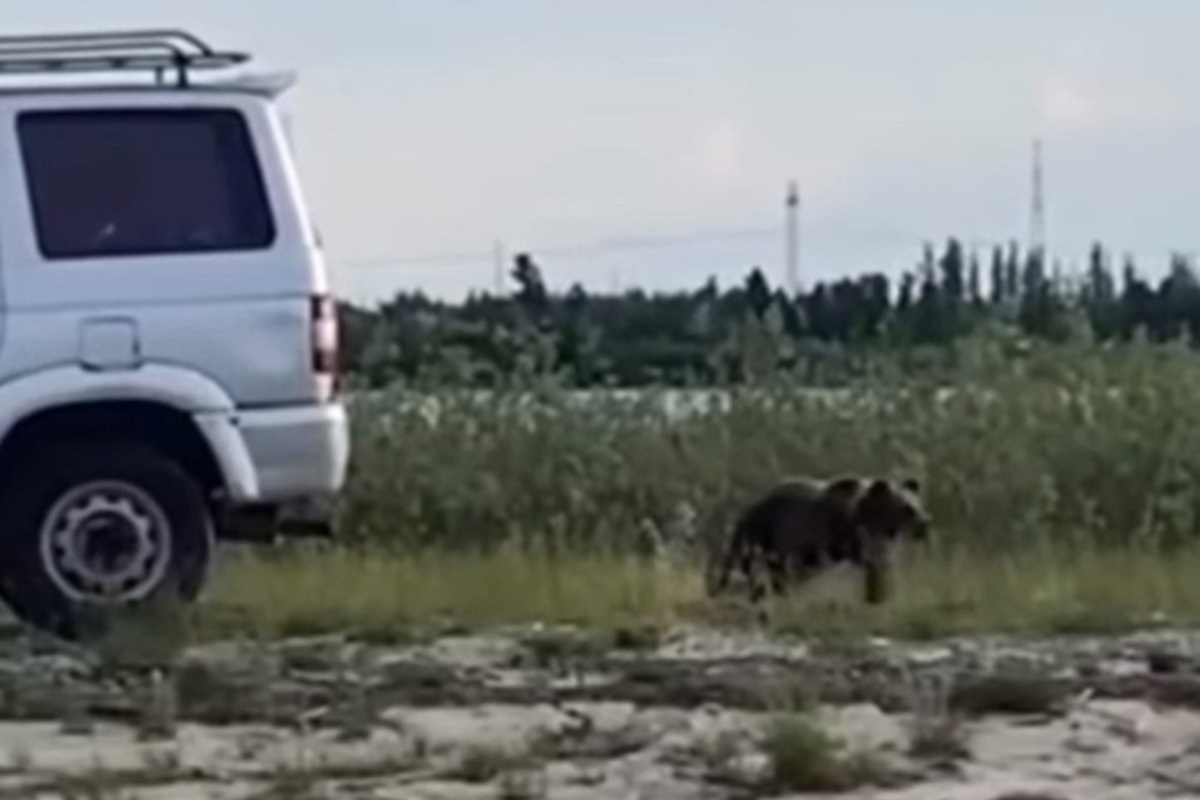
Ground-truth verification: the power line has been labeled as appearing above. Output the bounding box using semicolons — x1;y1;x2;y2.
338;219;1200;283
340;224;779;270
343;249;500;269
339;229;1006;274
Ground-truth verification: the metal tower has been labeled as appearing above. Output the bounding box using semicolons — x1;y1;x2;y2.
785;179;800;294
1029;139;1046;261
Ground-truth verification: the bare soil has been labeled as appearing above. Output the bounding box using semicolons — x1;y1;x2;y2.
0;620;1198;798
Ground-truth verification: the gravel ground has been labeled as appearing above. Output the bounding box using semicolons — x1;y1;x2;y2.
0;621;1197;798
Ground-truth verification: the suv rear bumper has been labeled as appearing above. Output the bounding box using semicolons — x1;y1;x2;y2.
234;402;349;501
193;401;349;516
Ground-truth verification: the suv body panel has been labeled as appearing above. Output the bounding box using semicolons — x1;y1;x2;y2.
225;403;349;501
0;84;349;524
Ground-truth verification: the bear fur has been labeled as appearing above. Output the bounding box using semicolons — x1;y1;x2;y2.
708;475;930;605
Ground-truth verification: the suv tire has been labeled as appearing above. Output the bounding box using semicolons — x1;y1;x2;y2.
0;442;214;641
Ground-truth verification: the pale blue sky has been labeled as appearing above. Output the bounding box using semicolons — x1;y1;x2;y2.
9;1;1200;303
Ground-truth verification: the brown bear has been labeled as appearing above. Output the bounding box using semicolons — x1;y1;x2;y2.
708;475;930;605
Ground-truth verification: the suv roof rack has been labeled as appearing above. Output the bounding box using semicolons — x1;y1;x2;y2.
0;29;249;88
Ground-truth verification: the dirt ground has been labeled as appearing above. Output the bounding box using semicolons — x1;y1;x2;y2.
1;618;1200;798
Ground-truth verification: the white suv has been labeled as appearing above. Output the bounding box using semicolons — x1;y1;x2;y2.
0;30;350;640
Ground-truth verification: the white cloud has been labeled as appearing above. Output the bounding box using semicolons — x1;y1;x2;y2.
1035;67;1195;138
1036;73;1105;137
690;119;747;189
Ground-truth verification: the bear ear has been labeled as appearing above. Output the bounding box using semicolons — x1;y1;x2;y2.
822;476;864;506
865;478;892;499
901;477;922;494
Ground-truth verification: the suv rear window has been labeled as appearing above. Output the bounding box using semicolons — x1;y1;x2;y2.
17;108;275;260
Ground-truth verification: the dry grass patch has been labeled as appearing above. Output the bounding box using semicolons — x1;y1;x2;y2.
197;543;1200;644
758;713;905;794
203;543;695;640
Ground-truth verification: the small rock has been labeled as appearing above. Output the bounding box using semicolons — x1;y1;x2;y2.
1146;649;1187;675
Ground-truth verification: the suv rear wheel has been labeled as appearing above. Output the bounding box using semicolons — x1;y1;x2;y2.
0;442;214;641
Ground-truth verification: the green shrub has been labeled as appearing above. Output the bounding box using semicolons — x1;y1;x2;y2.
339;337;1200;556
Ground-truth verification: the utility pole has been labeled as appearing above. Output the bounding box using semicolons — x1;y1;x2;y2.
492;240;506;295
785;179;800;294
1029;139;1046;262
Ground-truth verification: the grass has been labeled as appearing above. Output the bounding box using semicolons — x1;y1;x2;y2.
198;541;1200;642
759;714;850;792
340;337;1200;556
759;713;905;793
201;544;697;641
184;338;1200;642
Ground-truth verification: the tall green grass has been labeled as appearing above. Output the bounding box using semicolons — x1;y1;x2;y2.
204;336;1200;639
341;336;1200;555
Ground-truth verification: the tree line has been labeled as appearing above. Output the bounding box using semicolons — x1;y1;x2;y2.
339;239;1200;388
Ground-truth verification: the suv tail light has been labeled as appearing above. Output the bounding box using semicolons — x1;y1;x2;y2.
310;293;340;397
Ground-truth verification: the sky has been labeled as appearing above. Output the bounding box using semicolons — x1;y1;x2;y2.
8;0;1200;304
